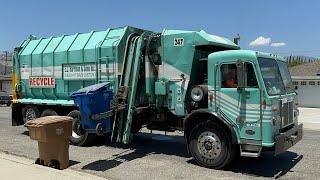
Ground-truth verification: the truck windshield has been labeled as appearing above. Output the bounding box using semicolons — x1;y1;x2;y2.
277;61;295;93
258;57;286;95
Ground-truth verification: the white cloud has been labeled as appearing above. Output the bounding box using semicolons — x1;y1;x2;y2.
249;36;271;46
270;42;286;47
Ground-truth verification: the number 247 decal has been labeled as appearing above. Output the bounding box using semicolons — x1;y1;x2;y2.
174;38;184;46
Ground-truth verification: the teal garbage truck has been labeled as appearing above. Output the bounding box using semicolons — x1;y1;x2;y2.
11;26;302;168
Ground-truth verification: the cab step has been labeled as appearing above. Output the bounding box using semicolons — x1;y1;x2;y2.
240;151;261;157
240;144;262;157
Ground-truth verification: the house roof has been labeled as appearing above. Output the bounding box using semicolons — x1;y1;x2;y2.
289;61;320;77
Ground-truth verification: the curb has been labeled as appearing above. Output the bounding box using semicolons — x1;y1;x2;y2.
0;151;107;180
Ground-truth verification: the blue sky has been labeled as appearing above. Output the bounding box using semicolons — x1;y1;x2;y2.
1;0;319;57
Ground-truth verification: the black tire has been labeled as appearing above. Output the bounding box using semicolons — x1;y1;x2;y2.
131;125;142;134
230;144;240;162
23;106;40;123
131;114;146;134
48;160;60;169
188;121;234;169
67;110;96;146
41;109;58;117
6;102;10;107
131;120;142;134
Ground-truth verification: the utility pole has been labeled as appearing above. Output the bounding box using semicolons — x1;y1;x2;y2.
4;51;8;75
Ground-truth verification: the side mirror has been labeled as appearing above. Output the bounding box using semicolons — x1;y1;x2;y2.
236;60;245;92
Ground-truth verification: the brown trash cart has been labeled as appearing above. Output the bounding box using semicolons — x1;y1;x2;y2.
25;116;73;170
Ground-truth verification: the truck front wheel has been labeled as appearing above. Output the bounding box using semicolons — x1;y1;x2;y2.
188;121;233;169
67;110;96;146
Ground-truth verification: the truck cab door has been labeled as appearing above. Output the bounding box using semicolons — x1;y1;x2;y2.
218;62;262;140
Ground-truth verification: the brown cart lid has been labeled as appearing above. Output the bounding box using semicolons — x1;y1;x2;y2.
24;116;73;127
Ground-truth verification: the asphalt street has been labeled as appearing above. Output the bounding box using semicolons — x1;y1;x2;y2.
0;106;319;180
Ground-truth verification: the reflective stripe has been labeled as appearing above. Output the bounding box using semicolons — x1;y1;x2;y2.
216;95;272;117
217;91;271;111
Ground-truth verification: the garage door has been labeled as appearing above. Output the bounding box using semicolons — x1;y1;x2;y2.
294;80;320;108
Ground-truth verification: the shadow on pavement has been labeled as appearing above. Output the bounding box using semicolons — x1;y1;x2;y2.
186;152;302;179
82;149;146;171
225;151;303;179
21;130;29;136
82;132;189;171
69;160;81;167
58;131;302;178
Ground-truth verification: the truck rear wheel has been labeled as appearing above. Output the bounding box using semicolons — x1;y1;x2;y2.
67;110;96;146
41;109;58;117
23;106;40;123
188;121;233;169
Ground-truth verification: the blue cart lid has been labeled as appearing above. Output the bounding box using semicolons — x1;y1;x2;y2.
71;82;111;97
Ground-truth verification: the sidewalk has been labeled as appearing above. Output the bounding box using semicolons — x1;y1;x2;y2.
298;107;320;130
0;152;106;180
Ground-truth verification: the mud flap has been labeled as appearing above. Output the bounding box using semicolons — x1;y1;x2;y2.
12;103;23;126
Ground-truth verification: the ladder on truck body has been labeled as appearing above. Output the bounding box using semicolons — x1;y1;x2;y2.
111;32;150;144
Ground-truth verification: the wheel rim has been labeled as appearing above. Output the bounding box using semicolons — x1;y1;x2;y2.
197;131;222;160
26;109;37;121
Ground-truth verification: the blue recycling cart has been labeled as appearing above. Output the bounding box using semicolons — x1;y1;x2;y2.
71;82;113;136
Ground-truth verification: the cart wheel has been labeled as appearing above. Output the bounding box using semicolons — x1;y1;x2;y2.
48;160;60;169
35;158;44;165
68;110;96;146
35;158;41;165
96;123;104;136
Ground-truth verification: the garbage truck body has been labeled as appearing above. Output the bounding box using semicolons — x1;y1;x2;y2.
12;26;302;168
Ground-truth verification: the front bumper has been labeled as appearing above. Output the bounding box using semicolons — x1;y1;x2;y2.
274;123;303;155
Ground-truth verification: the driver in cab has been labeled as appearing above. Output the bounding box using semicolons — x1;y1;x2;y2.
223;73;238;88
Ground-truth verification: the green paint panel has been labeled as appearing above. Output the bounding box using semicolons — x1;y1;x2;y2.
33;38;52;54
155;81;167;95
69;33;92;51
20;39;42;55
84;30;109;49
43;36;64;53
55;34;78;52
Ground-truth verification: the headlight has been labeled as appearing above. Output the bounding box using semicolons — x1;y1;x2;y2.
191;86;204;102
